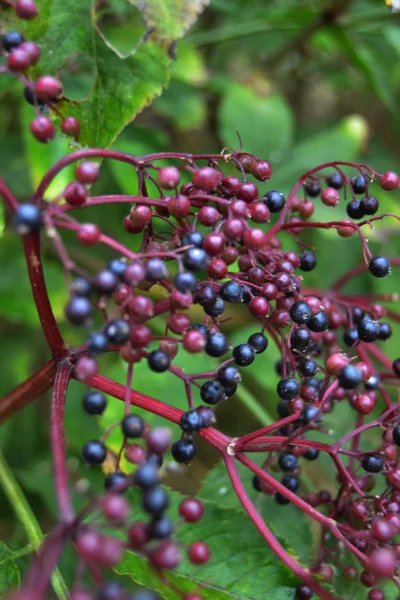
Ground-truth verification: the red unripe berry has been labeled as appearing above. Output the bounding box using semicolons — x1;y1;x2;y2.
75;162;99;184
19;41;40;64
70;589;93;600
170;289;193;310
128;521;150;549
290;397;304;413
298;200;314;219
384;511;400;533
149;540;181;569
250;202;270;223
128;296;154;318
231;199;248;217
243;228;266;250
380;171;399;191
371;518;395;542
124;262;146;287
64;182;87;206
198;206;220;226
179;498;204;522
75;529;100;558
237;182;259;203
124;215;143;233
158;166;180;189
249;296;269;318
168;195;191;219
188;541;211;564
270;309;291;329
130;325;152;347
15;0;38;19
203;233;225;256
192;167;221;191
370;303;385;319
368;590;384;600
183;330;206;353
253;160;272;181
283;251;300;268
353;393;376;415
7;47;31;71
120;343;142;364
222;246;238;265
77;223;101;245
75;356;98;382
321;187;339;207
237;153;256;174
223;218;244;240
384;444;397;462
96;535;123;567
207;258;227;280
248;267;264;285
113;284;130;305
125;443;146;464
184;595;203;600
167;312;190;334
325;353;349;375
261;283;278;300
130;205;152;226
238;255;254;272
369;547;397;578
159;339;178;358
272;272;291;291
219;176;240;197
337;219;355;238
102;494;130;520
61;117;80;139
35;76;63;102
30;116;55;143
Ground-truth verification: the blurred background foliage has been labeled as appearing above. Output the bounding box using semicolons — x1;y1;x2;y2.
1;0;400;598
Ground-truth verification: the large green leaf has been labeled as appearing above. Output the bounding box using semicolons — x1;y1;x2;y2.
0;542;20;596
218;84;294;162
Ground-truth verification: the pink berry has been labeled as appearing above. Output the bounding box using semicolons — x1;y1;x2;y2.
35;76;63;102
77;223;100;245
149;540;181;569
198;206;220;226
146;427;171;455
15;0;38;19
61;117;80;139
192;167;221;192
19;41;40;64
253;160;272;181
237;182;259;203
75;356;98;382
158;166;180;189
102;494;130;520
188;541;211;564
370;547;397;578
168;195;191;219
75;162;99;184
30;116;55;143
179;498;204;522
183;329;206;353
321;187;339;207
7;47;31;71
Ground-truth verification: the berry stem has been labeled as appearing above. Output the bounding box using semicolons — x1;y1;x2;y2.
0;177;20;211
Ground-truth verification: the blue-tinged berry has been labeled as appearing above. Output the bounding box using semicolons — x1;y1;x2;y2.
2;32;25;52
148;350;170;372
290;301;312;324
200;381;226;405
204;296;225;317
183;248;207;271
303;447;320;461
351;174;367;194
12;203;42;235
338;365;362;389
83;390;107;415
298;359;317;377
278;452;298;472
307;311;328;332
282;474;299;492
148;516;174;539
378;322;392;341
82;440;107;465
361;454;384;473
105;472;128;491
65;297;92;326
182;231;203;248
105;319;130;344
87;332;108;355
277;378;300;400
357;319;379;342
263;190;285;213
180;410;203;433
142;486;169;516
233;343;255;366
174;271;197;293
368;256;390;278
171;439;196;464
71;277;92;297
343;326;359;347
134;462;159;488
299;251;317;272
326;172;343;189
220;281;244;303
247;332;268;353
205;332;230;357
121;414;145;438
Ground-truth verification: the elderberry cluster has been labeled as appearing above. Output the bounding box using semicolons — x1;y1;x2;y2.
1;7;80;142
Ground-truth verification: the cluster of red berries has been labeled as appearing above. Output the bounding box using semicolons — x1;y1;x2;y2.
1;10;80;142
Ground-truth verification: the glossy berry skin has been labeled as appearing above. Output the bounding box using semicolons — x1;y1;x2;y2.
301;405;321;425
380;171;399;190
104;472;128;491
295;584;313;600
182;230;204;249
351;174;367;194
134;462;159;488
282;474;300;492
171;439;197;464
290;301;312;324
304;180;321;197
298;359;317;377
233;343;255;366
65;296;92;326
179;498;204;522
357;319;379;342
304;447;320;461
35;76;63;102
158;166;180;190
30;116;55;143
248;332;268;353
183;248;207;271
299;251;317;272
361;195;379;215
220;281;244;303
82;440;107;465
338;365;362;389
148;350;171;372
278;452;298;472
277;378;300;400
290;328;311;351
121;414;145;438
2;32;25;52
174;271;197;293
343;326;359;347
217;366;241;386
263;190;285;213
75;162;99;184
378;322;392;341
61;117;80;138
361;454;384;473
149;540;181;570
204;297;225;318
368;256;390;278
104;319;130;344
188;541;211;564
200;381;226;405
142;486;169;516
307;311;328;332
16;0;38;20
83;391;107;415
7;48;31;72
346;199;364;220
180;410;203;433
205;332;229;358
12;203;42;235
326;172;343;189
148;516;174;539
193;167;221;191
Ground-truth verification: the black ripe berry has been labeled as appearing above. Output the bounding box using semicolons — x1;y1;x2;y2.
346;199;365;220
338;365;362;389
171;439;197;464
326;172;343;189
146;257;168;282
200;381;226;405
71;278;92;297
304;447;320;461
277;399;290;418
2;32;25;52
304;180;321;197
361;454;384;473
361;195;379;215
299;251;317;272
352;307;365;324
205;332;230;357
290;328;311;351
252;475;262;491
275;492;290;505
343;326;359;347
121;414;145;438
108;259;127;280
12;203;42;235
65;296;92;326
224;383;237;397
105;472;128;491
277;378;300;400
298;359;317;377
282;474;300;492
183;248;207;271
300;405;321;425
368;256;390;278
295;583;313;600
105;319;130;344
351;174;367;194
204;297;225;318
307;311;328;332
220;280;244;302
134;462;159;488
148;350;171;372
174;271;197;293
232;343;255;366
393;425;400;447
247;332;268;353
148;516;174;539
182;230;204;248
82;440;107;465
378;322;392;341
365;374;380;390
180;410;203;433
142;486;169;516
217;366;242;386
263;190;285;213
278;452;298;472
357;318;379;342
83;391;107;415
290;301;312;324
87;332;108;355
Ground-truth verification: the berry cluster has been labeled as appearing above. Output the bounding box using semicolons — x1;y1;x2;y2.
0;7;80;142
2;141;400;600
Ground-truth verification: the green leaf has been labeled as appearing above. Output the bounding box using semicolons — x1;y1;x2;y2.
218;84;294;161
0;541;20;596
153;81;207;131
116;490;297;599
131;0;210;44
21;0;170;148
171;41;207;86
